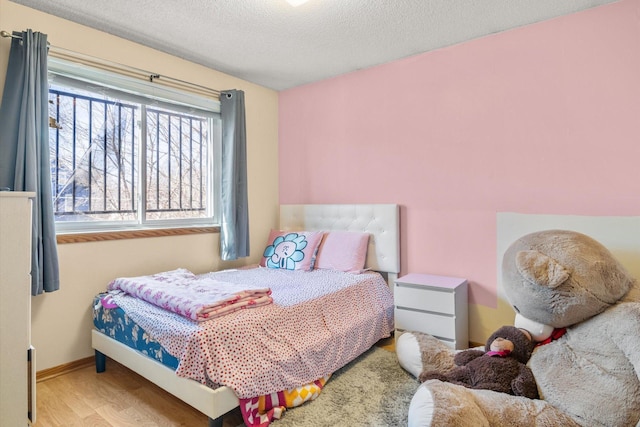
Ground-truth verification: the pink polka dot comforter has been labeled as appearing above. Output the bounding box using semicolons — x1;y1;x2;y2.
107;267;394;399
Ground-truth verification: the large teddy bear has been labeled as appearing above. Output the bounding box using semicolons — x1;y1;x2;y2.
397;229;640;427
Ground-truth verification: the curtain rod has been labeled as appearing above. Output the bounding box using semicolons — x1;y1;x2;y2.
1;29;220;100
0;30;21;39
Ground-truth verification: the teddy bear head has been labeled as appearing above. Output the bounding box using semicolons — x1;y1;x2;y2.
502;229;635;329
485;325;536;364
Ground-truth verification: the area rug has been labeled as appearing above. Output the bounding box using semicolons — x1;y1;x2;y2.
273;346;419;427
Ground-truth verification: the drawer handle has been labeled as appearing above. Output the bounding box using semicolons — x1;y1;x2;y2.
396;306;455;317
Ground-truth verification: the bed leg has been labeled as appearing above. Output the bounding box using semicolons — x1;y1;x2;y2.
95;350;106;373
208;416;223;427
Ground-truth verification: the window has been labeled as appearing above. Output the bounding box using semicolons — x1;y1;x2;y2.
47;58;221;234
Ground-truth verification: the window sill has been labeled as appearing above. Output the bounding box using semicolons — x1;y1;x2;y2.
56;226;220;244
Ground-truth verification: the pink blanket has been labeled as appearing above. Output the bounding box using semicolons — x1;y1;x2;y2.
107;268;272;321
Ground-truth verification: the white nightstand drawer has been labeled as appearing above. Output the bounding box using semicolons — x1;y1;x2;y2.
394;273;468;349
394;308;457;341
394;284;455;315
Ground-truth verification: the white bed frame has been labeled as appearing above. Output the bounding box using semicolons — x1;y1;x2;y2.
91;203;400;426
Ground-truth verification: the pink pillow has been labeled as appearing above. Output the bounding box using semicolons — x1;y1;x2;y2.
260;230;324;271
315;231;370;273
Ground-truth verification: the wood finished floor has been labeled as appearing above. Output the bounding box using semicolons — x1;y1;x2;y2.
33;337;395;427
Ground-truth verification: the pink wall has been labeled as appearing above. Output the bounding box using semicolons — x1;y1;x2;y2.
278;0;640;308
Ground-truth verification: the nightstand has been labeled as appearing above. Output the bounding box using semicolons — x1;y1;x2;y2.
394;273;468;349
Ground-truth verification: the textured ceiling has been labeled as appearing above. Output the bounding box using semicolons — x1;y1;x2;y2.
10;0;618;91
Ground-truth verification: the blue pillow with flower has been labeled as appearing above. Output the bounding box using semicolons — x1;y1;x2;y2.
260;230;324;271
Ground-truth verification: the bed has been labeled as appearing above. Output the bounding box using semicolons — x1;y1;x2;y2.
91;203;400;426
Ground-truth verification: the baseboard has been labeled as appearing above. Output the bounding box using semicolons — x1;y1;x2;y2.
36;356;94;382
469;341;484;348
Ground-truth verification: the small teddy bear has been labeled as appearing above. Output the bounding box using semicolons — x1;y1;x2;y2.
418;325;538;399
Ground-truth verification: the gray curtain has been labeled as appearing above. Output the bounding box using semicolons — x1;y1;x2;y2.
0;30;60;294
219;90;249;260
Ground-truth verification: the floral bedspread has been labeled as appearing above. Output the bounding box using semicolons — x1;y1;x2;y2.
93;296;180;369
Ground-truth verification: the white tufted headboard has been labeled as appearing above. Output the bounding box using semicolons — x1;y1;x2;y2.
279;204;400;286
